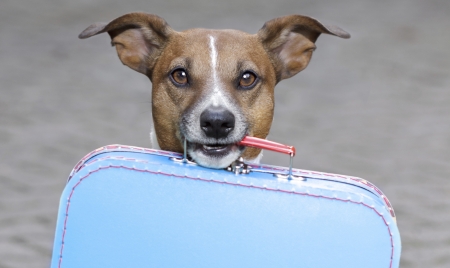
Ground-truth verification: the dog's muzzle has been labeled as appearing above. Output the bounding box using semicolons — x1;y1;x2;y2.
184;106;246;168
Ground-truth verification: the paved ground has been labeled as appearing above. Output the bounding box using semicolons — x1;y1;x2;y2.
1;0;449;267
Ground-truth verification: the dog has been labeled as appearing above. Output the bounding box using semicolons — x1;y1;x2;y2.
79;12;349;169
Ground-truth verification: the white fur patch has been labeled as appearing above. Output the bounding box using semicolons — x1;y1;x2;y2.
149;122;160;149
209;36;225;107
209;36;218;71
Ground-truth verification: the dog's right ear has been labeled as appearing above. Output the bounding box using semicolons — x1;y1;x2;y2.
79;12;174;76
258;15;350;81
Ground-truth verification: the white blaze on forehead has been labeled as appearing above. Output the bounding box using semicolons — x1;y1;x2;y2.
209;35;225;107
209;35;218;72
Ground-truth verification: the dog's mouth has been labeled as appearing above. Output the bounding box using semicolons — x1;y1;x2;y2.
187;141;244;168
197;143;236;155
192;142;243;157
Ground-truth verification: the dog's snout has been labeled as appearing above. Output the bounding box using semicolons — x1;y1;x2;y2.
200;107;235;139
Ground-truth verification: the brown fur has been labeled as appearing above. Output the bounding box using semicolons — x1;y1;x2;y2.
79;13;349;164
149;29;277;159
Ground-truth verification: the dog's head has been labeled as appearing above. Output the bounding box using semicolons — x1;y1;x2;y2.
80;13;349;168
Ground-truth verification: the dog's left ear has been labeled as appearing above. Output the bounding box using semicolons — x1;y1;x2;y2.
79;12;174;77
258;15;350;81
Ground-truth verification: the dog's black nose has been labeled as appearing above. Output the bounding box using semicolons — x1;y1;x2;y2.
200;106;235;139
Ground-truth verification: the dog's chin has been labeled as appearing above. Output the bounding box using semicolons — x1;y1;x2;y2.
188;143;244;169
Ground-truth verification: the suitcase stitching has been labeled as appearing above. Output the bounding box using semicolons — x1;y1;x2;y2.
58;163;396;268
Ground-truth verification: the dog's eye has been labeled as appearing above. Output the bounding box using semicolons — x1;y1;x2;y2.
239;72;257;88
171;69;188;86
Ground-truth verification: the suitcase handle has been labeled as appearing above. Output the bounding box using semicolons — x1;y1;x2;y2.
237;136;296;157
238;136;300;180
174;136;301;180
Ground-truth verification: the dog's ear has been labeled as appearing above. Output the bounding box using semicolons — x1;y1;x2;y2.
257;15;350;81
79;12;174;76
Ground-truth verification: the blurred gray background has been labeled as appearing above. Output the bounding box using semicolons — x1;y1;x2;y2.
1;0;449;267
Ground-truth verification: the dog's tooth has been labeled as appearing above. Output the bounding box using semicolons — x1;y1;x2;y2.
203;144;227;150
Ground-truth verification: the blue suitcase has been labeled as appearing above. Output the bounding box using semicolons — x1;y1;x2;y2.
50;144;401;268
